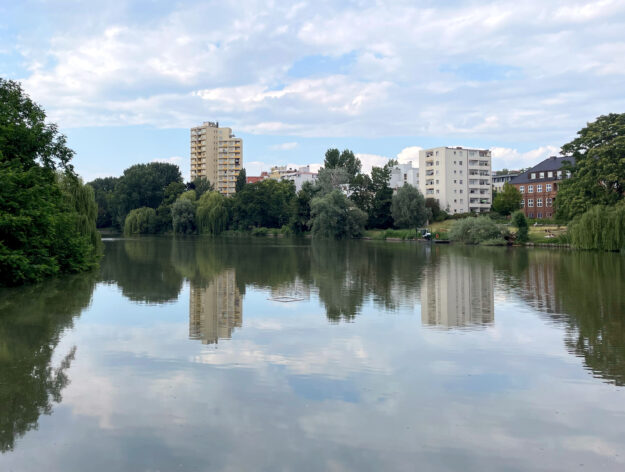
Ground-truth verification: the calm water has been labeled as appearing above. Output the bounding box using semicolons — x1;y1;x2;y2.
1;237;625;471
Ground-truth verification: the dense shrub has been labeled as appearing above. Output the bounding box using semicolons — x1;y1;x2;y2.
172;198;196;234
569;204;625;251
512;211;529;243
310;190;367;239
124;207;157;235
449;216;506;244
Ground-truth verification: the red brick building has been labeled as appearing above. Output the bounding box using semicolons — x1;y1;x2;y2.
246;171;269;184
509;156;575;219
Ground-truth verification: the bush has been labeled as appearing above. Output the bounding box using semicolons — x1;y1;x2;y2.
481;238;508;246
124;207;157;235
449;216;506;244
251;227;269;236
512;211;529;243
569;204;625;251
311;190;367;239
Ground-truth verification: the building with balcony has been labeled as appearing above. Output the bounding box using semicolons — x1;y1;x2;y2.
389;161;419;191
509;156;574;219
280;165;318;192
418;147;492;214
492;172;520;192
190;121;243;197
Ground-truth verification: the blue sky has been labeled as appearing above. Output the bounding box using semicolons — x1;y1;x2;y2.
2;0;625;181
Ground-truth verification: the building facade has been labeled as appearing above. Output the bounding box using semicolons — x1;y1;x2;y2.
509;156;574;219
190;121;242;196
492;172;519;192
418;147;492;214
280;165;318;192
389;162;419;191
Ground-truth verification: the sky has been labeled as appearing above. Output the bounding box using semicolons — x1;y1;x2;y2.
1;0;624;181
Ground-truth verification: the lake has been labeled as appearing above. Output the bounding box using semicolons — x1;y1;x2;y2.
1;237;624;471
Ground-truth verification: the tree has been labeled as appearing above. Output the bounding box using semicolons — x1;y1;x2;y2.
188;177;213;198
0;79;100;286
172;198;196;234
88;176;119;227
556;113;625;221
569;203;625;251
391;184;428;230
197;191;229;235
449;216;507;244
310;190;367;239
492;183;522;216
289;181;319;234
512;211;529;243
112;162;182;227
368;163;394;229
323;148;362;182
124;207;157;235
316;167;350;194
235;168;247;192
425;198;446;222
232;179;296;229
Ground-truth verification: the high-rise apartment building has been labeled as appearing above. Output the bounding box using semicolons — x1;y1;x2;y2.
418;147;492;214
190;121;242;196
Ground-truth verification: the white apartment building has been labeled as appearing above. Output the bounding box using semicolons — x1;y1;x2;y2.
190;121;242;196
418;147;491;214
280;165;318;192
389;161;419;190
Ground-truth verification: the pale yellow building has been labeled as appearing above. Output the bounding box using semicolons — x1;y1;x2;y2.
189;269;242;344
190;121;242;196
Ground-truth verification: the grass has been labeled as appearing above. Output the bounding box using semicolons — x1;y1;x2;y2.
526;224;568;244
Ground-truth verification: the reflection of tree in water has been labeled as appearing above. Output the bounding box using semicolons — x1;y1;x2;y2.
497;249;625;387
99;237;184;303
0;272;96;452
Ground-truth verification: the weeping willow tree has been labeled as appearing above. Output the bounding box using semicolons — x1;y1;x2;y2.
569;203;625;251
124;207;157;235
196;191;229;235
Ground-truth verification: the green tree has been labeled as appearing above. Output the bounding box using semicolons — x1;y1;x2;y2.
310;190;367;239
512;211;529;243
323;148;362;183
112;162;182;227
492;183;522;216
232;179;296;229
449;216;507;244
124;207;157;235
188;176;213;198
569;203;625;251
0;79;100;286
197;191;229;235
556;113;625;221
235;168;247;192
289;181;319;234
87;176;119;227
368;163;394;229
391;184;428;230
171;198;196;234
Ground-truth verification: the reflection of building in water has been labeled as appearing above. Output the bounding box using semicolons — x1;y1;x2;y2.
189;269;242;344
421;254;494;328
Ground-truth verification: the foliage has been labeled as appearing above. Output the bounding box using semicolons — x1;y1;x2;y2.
556;113;625;221
492;183;522;216
316;166;350;194
512;210;529;243
232;179;296;229
124;207;157;235
111;162;182;227
171;198;196;234
289;181;318;234
310;190;367;239
323;148;361;183
235;168;246;192
569;204;625;251
196;191;229;235
480;238;508;246
367;164;394;228
449;216;507;244
425;198;448;222
0;79;100;286
391;184;428;229
88;176;119;227
188;177;213;198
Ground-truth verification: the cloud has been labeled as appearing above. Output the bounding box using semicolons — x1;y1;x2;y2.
491;145;560;170
270;142;298;150
396;146;422;165
152;156;183;165
355;153;391;175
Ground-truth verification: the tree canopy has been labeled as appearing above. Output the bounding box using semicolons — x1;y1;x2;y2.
492;183;522;216
556;113;625;221
391;184;428;230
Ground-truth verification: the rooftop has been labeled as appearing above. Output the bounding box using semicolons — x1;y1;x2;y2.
510;156;575;185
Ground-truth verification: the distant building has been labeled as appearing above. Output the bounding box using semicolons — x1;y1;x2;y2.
268;165;297;180
190;121;242;196
280;165;318;192
419;147;492;214
492;172;519;192
389;161;419;190
509;156;574;219
247;171;269;184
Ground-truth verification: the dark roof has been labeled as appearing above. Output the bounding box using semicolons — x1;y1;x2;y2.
510;156;575;185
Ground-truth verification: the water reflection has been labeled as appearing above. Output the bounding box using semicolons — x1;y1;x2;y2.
421;250;494;329
189;269;242;344
0;272;96;452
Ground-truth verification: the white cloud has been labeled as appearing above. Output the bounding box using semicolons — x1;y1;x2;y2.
152;156;183;165
355;153;391;175
491;145;560;170
270;142;298;150
396;146;422;165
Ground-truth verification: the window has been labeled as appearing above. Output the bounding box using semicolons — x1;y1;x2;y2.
528;185;534;193
436;161;440;166
454;199;457;203
529;213;534;218
520;186;525;193
436;170;439;175
453;180;457;184
460;180;463;184
460;199;463;203
547;198;552;207
537;198;543;207
547;171;553;178
539;172;544;178
436;189;439;194
521;199;525;207
454;189;457;194
436;180;439;184
530;173;536;179
454;170;457;174
528;199;534;207
460;189;463;194
557;170;562;179
459;161;463;165
546;184;552;192
538;213;543;218
537;184;542;193
459;170;463;174
454;161;457;164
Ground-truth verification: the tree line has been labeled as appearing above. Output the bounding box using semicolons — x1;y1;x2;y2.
90;148;434;239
